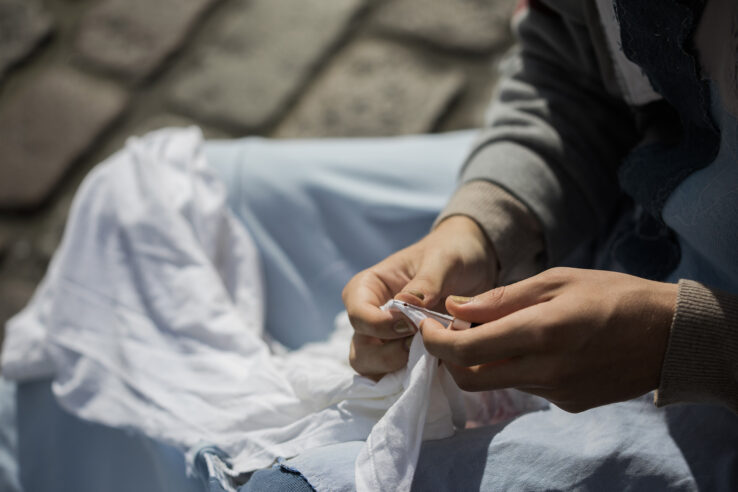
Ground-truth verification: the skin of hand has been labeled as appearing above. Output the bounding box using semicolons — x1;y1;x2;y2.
342;215;498;379
421;267;679;413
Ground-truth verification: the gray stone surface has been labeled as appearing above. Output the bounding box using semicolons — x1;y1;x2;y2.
373;0;515;53
0;0;515;356
275;38;465;137
133;113;230;140
0;67;127;210
75;0;218;81
0;0;53;80
169;0;365;132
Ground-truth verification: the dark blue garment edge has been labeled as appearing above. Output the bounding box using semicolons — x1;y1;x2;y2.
610;0;718;279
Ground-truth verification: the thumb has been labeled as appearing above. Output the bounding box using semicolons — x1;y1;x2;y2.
395;255;450;309
445;279;542;324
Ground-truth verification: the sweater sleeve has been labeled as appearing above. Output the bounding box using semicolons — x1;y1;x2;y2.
440;0;639;270
656;280;738;413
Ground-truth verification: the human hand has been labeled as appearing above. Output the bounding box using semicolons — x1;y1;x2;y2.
421;267;678;412
342;215;497;379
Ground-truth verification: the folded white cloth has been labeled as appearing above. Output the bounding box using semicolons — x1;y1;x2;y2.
1;128;466;490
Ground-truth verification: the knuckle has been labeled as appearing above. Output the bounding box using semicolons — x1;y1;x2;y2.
452;370;482;392
450;337;477;366
480;285;506;308
346;313;363;332
539;267;571;286
380;345;407;371
349;335;407;377
347;314;384;338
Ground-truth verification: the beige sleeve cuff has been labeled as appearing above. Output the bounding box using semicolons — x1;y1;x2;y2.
434;180;545;285
656;279;738;413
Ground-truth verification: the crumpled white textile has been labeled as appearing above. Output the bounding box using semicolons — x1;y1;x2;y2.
0;127;467;489
356;304;465;492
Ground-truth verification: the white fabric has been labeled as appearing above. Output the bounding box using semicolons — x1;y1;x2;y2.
355;336;465;491
0;128;465;489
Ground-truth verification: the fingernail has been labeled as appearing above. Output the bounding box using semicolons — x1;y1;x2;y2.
449;295;472;304
394;320;414;335
407;290;425;301
403;336;413;351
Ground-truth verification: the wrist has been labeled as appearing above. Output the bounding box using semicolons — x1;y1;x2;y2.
434;215;499;287
648;280;679;387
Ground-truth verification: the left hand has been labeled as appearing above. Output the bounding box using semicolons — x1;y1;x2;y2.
420;267;678;413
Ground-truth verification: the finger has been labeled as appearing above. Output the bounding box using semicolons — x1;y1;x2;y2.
421;304;548;366
443;355;543;392
349;333;412;377
445;275;552;324
395;251;453;309
343;270;415;340
347;301;417;340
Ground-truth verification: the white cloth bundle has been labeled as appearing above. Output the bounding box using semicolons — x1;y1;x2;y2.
1;128;468;490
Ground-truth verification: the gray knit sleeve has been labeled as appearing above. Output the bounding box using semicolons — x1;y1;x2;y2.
656;280;738;413
449;0;638;267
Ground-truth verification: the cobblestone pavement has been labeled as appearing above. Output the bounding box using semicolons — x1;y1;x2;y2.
0;0;517;345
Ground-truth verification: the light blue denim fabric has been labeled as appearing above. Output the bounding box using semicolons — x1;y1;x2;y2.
281;395;738;491
0;379;20;492
204;128;738;491
16;380;202;492
203;131;476;348
8;124;738;491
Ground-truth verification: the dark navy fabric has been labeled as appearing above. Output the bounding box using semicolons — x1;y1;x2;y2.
616;0;718;217
240;465;314;492
611;0;718;279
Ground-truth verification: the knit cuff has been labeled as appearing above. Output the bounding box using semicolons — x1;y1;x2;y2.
434;180;544;284
656;279;738;413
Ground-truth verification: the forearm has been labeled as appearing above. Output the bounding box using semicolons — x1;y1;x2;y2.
443;0;638;273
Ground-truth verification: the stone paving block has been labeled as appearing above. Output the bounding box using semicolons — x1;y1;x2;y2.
169;0;365;132
373;0;515;53
275;39;465;138
0;0;53;80
75;0;218;82
0;67;127;210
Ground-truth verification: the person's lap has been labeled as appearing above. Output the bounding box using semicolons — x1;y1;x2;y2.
205;132;738;491
4;130;737;491
239;394;738;491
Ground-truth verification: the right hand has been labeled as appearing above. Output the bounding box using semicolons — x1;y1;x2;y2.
342;215;498;379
